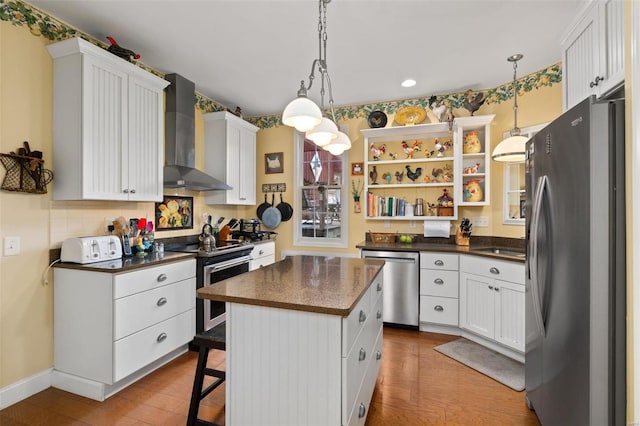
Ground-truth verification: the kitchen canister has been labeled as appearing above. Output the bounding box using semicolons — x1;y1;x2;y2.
414;198;424;216
464;180;484;202
463;131;482;154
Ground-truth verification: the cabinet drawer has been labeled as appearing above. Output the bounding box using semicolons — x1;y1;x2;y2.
420;252;458;271
460;255;524;284
369;273;384;308
347;327;382;426
251;241;275;258
249;255;275;271
420;270;459;298
342;290;370;357
114;259;196;299
113;309;194;382
420;296;458;326
114;278;195;340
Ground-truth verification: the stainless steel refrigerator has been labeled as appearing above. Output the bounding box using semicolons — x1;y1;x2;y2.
525;96;625;425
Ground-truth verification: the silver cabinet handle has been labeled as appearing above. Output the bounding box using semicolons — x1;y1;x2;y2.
123;189;129;193
589;76;603;88
377;310;382;320
358;403;366;418
495;287;500;292
434;305;444;312
434;278;444;285
359;310;367;323
489;267;500;275
259;249;264;255
157;333;167;343
157;273;168;282
377;281;382;292
130;189;136;194
359;348;367;361
488;285;494;290
434;260;444;266
157;297;167;306
376;351;382;360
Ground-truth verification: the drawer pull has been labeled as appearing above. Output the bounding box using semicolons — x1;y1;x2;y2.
359;348;367;361
358;403;366;418
130;189;136;194
434;278;444;285
123;189;129;193
489;267;500;275
434;305;444;312
434;260;444;266
376;351;382;360
376;310;382;320
157;297;168;306
359;310;367;323
157;273;168;282
488;285;494;290
495;287;500;292
157;333;167;343
259;249;264;255
377;281;382;292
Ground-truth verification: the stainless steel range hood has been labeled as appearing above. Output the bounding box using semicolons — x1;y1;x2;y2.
163;73;231;191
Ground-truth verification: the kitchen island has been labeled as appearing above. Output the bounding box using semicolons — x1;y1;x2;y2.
198;255;385;426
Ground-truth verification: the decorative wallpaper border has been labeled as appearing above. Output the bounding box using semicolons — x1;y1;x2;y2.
4;0;562;130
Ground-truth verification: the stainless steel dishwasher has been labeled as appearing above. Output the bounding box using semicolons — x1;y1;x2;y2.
361;250;419;327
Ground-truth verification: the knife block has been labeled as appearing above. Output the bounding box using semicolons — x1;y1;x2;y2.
455;228;470;246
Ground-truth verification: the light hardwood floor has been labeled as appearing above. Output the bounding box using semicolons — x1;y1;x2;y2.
0;328;540;425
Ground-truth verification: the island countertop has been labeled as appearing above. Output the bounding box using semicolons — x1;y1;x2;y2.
197;255;384;316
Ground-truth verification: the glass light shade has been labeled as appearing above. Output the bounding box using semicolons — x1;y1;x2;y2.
282;96;322;132
325;131;351;156
306;117;338;147
491;135;528;162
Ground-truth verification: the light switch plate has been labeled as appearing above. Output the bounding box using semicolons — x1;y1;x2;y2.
472;216;489;227
4;236;20;256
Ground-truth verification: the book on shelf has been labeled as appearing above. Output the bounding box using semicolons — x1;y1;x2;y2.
366;192;407;217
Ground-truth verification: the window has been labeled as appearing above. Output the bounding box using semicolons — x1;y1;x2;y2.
293;132;348;248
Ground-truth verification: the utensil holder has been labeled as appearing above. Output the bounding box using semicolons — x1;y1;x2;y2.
455;228;470;246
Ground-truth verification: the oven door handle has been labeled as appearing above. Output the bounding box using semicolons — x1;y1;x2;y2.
205;255;252;274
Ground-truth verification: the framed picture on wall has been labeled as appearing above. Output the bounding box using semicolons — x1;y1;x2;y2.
265;152;284;174
155;196;194;230
351;162;364;176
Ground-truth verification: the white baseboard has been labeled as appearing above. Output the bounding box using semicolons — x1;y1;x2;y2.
461;331;524;363
419;322;461;336
0;368;52;410
0;344;189;408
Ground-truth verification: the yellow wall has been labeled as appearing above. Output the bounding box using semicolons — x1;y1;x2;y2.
0;19;561;390
256;83;563;257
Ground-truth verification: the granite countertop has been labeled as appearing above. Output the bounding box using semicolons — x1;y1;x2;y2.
197;255;385;316
52;252;196;273
356;236;526;263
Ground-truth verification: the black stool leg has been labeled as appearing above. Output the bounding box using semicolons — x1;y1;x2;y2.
187;345;209;426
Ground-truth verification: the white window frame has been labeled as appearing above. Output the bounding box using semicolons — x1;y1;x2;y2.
293;131;349;248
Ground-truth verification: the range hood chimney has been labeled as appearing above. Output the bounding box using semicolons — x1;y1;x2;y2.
163;73;231;191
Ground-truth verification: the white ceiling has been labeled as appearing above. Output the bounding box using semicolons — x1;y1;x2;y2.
29;0;584;117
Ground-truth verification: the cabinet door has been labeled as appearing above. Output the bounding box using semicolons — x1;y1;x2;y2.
599;0;625;96
459;272;494;339
126;75;164;202
562;3;601;110
82;55;128;200
237;125;257;204
494;280;525;352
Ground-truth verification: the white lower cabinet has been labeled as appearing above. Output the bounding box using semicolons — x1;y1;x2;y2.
459;255;525;352
225;272;383;425
249;240;276;271
52;259;196;400
419;252;459;328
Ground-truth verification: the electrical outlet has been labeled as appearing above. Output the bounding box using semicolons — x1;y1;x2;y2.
105;217;115;233
408;220;416;228
472;216;489;227
4;236;20;256
383;220;391;229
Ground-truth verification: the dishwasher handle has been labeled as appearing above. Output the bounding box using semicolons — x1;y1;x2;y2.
363;256;416;264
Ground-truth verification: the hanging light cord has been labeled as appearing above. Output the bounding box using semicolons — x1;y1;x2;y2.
510;57;521;137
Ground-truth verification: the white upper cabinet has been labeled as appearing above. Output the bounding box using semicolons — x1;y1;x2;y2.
48;37;169;201
204;111;259;205
562;0;624;111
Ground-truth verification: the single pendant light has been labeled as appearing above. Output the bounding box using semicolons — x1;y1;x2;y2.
492;54;528;162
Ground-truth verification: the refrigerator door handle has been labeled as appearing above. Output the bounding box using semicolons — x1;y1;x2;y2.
529;175;548;337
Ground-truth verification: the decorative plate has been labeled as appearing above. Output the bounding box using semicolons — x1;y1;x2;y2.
394;106;427;126
367;110;388;128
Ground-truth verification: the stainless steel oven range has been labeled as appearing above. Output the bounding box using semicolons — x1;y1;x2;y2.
165;239;254;333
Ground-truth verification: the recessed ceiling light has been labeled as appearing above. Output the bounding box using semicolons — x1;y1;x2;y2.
401;79;416;88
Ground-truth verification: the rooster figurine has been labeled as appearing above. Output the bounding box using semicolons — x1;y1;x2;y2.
428;95;447;122
369;143;386;161
401;140;422;159
106;36;141;62
434;139;452;157
405;165;422;182
462;89;486;116
394;170;404;183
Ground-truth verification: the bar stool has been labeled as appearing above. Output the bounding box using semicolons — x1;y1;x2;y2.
187;322;226;426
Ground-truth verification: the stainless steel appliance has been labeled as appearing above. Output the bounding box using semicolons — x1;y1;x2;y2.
361;249;419;327
525;96;625;425
166;238;254;333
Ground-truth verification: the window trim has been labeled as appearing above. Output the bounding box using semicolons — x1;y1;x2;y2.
293;131;349;248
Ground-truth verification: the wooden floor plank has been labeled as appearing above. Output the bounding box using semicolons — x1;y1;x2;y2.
0;328;539;425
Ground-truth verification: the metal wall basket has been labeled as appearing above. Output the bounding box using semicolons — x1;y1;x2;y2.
0;153;54;194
